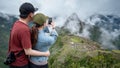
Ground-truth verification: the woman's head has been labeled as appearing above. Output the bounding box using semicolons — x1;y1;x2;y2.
31;13;48;47
33;13;48;27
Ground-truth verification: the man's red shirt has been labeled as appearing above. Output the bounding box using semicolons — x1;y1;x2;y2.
9;20;32;66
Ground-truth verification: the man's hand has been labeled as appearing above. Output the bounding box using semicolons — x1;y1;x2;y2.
45;51;50;57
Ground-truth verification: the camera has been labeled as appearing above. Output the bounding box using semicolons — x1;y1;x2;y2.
4;52;16;65
48;17;52;24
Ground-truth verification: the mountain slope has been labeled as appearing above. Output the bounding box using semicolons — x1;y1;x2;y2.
48;33;120;68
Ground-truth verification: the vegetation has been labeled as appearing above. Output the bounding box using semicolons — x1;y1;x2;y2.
48;34;120;68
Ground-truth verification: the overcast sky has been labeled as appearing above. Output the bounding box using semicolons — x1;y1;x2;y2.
0;0;120;26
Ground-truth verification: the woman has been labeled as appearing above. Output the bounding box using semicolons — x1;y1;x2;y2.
30;13;58;68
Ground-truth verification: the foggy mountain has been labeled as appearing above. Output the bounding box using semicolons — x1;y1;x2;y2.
62;13;85;35
62;13;120;50
0;12;17;30
87;14;120;32
86;14;120;49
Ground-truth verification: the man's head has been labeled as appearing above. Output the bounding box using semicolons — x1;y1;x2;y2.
19;2;38;20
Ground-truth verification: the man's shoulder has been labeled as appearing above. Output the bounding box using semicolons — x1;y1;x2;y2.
16;21;29;29
13;20;30;33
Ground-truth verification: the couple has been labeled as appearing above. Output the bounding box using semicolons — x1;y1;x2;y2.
8;2;58;68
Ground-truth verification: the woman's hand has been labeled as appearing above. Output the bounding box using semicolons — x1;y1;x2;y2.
47;22;56;29
51;22;56;29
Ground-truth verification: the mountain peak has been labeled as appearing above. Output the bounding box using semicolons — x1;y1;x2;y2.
68;13;80;21
62;13;84;34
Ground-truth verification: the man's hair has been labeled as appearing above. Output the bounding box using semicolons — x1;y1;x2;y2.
19;2;37;19
19;14;29;19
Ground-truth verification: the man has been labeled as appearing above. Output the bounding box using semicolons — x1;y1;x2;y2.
8;2;50;68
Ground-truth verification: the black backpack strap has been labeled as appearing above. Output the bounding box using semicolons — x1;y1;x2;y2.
16;50;24;57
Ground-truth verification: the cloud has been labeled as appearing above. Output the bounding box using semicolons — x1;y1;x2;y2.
0;0;31;15
0;0;120;26
99;28;118;49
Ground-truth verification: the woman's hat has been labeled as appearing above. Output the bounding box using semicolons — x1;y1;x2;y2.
33;13;48;25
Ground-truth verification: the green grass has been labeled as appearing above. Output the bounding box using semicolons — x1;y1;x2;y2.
70;36;82;43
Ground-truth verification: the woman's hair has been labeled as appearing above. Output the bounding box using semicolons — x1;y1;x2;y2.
31;23;44;47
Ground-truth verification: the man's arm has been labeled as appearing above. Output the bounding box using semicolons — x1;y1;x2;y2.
20;30;50;57
24;48;50;56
